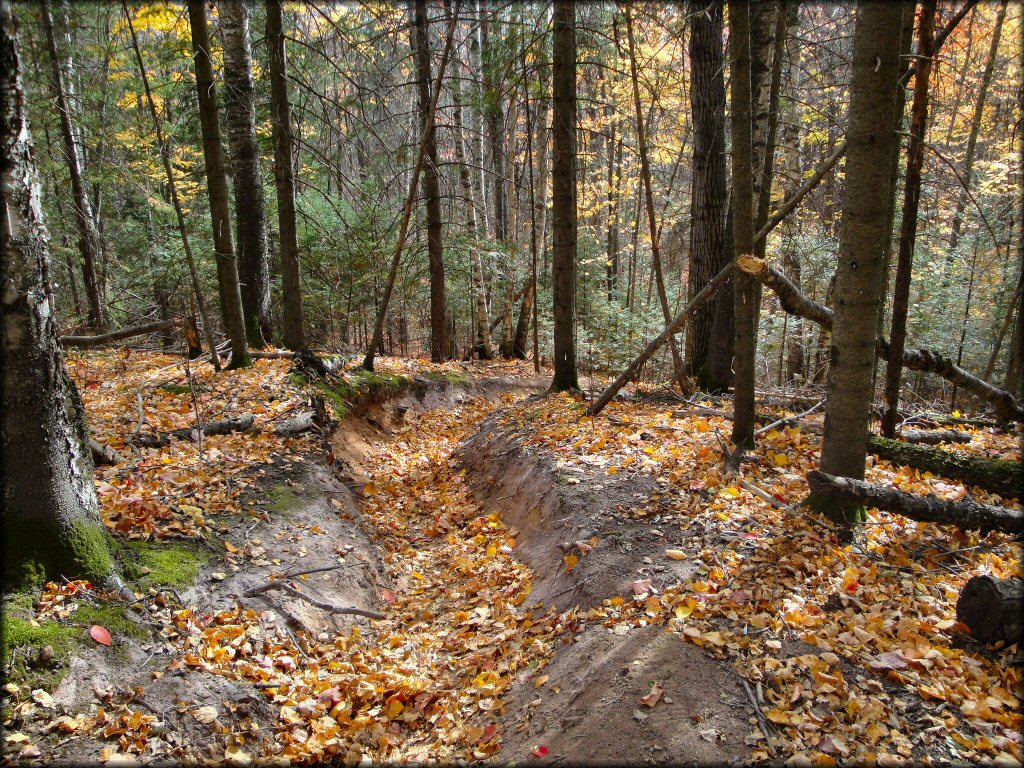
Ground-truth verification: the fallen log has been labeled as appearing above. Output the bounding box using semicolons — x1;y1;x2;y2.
90;438;126;465
136;413;255;448
956;575;1023;645
273;411;316;436
898;429;972;445
806;470;1024;534
61;320;175;348
738;255;1024;424
867;437;1022;500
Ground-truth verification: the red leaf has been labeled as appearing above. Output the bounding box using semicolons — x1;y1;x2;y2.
382;589;397;604
482;723;498;742
89;625;112;646
531;745;549;758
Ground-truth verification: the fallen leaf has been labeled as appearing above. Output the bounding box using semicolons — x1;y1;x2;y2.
534;674;550;689
531;745;549;758
192;705;219;724
632;579;653;596
639;681;664;707
665;549;687;560
89;624;112;646
224;746;251;766
31;689;55;707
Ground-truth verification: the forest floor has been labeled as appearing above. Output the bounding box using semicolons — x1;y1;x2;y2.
1;349;1021;766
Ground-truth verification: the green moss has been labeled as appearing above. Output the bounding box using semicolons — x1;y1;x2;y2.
1;593;148;689
160;382;192;395
3;516;115;590
422;370;471;385
290;369;410;420
806;492;867;528
267;484;306;515
121;540;209;588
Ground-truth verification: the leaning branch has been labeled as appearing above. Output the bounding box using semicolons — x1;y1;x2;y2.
61;320;175;348
738;255;1024;423
806;470;1023;535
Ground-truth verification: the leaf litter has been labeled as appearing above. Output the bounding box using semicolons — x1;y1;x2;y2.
3;353;1020;765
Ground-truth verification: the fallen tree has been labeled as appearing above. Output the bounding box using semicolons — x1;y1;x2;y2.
136;414;255;448
956;575;1023;644
898;429;972;445
61;320;176;348
806;470;1023;535
866;436;1022;500
737;255;1024;424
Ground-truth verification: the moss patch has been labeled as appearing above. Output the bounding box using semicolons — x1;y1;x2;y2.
267;484;306;515
1;594;149;690
422;370;471;385
120;540;209;588
3;516;116;590
291;369;410;420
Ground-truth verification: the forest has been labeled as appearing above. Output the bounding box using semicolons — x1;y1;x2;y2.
1;0;1021;764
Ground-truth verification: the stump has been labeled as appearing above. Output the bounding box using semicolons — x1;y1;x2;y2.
956;575;1024;645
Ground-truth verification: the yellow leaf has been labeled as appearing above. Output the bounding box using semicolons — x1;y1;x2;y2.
772;453;790;467
564;554;579;573
224;540;239;553
674;603;694;620
765;708;791;724
385;699;404;720
665;549;687;561
363;482;377;495
224;745;251;766
534;675;549;689
721;487;740;498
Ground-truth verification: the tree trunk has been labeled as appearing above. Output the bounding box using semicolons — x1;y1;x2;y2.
866;436;1022;500
124;1;221;371
1;0;118;587
362;7;458;371
809;0;908;530
221;2;272;348
806;471;1023;536
550;0;579;392
624;5;689;395
779;2;804;383
956;576;1023;645
411;0;448;362
187;0;250;369
945;0;1008;259
728;0;757;450
40;0;105;334
266;0;306;352
881;0;937;437
512;274;534;359
687;1;733;393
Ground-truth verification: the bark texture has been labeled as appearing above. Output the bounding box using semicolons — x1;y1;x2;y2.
266;0;305;351
550;0;579;392
221;2;272;348
807;471;1023;535
1;0;117;586
956;576;1023;644
412;0;448;362
812;0;907;526
187;0;250;368
866;436;1022;500
41;0;105;333
881;0;936;437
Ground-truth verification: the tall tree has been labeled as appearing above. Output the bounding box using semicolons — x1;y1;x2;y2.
266;0;305;351
687;1;732;392
40;0;105;333
412;0;448;362
623;3;689;395
550;0;579;392
727;0;757;450
221;1;272;348
187;0;250;369
809;0;908;531
881;0;937;437
2;0;118;586
123;0;222;371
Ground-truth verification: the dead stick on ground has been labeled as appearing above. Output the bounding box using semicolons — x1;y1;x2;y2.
738;674;775;751
278;582;385;619
754;400;824;437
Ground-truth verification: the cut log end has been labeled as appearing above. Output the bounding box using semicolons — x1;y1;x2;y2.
956;575;1024;645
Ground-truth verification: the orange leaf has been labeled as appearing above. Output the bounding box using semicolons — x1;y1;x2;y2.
89;625;112;646
639;681;664;707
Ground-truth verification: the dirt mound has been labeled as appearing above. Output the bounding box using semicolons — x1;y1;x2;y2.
459;411;700;611
459;412;755;764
